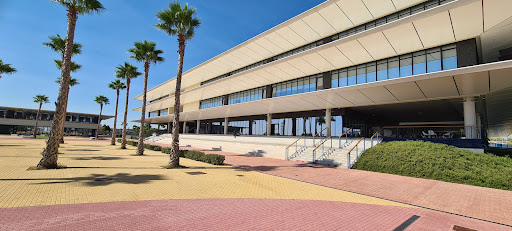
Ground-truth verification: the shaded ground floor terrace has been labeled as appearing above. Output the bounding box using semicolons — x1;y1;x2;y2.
154;96;488;149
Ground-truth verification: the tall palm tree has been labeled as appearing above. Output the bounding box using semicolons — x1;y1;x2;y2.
156;2;201;167
33;95;50;138
128;41;164;155
54;59;81;143
108;79;126;145
39;0;104;169
94;95;109;139
0;59;16;79
115;62;141;149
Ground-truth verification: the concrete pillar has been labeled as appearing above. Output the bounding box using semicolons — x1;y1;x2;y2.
167;122;171;133
326;108;332;137
224;117;228;135
292;118;297;136
183;121;187;134
463;97;477;139
196;120;200;134
248;120;253;135
266;114;272;136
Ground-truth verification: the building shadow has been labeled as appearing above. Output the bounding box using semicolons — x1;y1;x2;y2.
65;149;101;152
0;173;165;186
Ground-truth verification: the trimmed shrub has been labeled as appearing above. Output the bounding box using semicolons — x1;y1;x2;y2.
352;141;512;191
184;150;205;161
161;147;171;154
143;144;153;150
199;154;225;165
117;138;123;143
152;146;162;151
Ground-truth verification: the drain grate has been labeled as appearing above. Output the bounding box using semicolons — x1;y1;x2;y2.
185;171;207;175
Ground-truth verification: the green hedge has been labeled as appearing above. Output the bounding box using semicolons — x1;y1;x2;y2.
117;138;122;143
200;154;225;165
184;150;205;161
352;141;512;190
152;146;162;151
485;148;512;158
161;147;171;154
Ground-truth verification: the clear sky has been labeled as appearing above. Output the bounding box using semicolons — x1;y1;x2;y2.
0;0;325;128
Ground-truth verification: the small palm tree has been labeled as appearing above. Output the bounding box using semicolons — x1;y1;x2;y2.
108;79;126;145
128;41;164;155
94;95;109;139
156;1;201;167
115;62;141;149
0;59;17;79
39;0;104;169
33;95;50;138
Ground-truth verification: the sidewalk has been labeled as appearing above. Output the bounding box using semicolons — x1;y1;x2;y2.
150;141;512;226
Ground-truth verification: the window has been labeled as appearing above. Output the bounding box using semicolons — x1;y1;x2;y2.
331;71;339;88
357;65;366;84
348;67;357;86
388;58;399;79
427;47;442;72
366;62;376;83
399;54;413;77
316;75;323;90
413;51;427;75
339;69;348;87
377;61;387;81
442;44;457;70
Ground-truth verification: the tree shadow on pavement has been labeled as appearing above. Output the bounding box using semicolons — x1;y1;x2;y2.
71;156;127;160
0;173;165;186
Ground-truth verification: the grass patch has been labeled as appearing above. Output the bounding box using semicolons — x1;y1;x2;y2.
36;135;49;139
352;141;512;191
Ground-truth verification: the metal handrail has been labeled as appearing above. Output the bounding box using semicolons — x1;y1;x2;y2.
313;136;332;152
339;128;353;138
370;131;380;139
286;135;305;149
347;137;365;154
313;127;327;137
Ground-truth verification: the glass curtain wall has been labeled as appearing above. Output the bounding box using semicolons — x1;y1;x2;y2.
228;87;266;105
200;96;224;109
272;74;323;98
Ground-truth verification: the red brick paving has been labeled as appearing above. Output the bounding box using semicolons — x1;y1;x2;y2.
147;141;512;227
0;199;509;231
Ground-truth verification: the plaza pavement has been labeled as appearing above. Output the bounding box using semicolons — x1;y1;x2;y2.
0;136;509;230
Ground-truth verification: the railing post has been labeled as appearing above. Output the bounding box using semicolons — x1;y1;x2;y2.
295;142;297;153
363;137;366;151
313;136;315;147
371;137;373;148
338;136;341;148
347;152;351;169
346;132;348;143
313;150;316;163
285;148;289;160
304;136;306;147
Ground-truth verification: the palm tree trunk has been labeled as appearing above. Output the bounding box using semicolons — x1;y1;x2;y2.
136;62;150;155
169;35;186;168
38;7;77;169
121;78;131;149
96;104;103;139
33;102;42;138
111;89;120;145
57;87;71;144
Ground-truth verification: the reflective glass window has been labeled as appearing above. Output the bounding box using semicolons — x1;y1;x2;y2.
339;69;348;87
348;67;357;86
413;51;427;75
331;71;339;88
310;76;316;91
388;57;399;79
357;65;366;84
377;60;387;81
286;82;292;96
298;79;304;93
399;54;413;77
442;45;457;70
427;48;442;72
366;62;377;83
292;80;298;95
316;75;323;90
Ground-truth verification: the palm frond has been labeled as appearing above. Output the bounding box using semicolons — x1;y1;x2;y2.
33;95;50;104
155;1;201;40
43;34;82;55
108;79;126;90
94;95;109;105
0;59;17;77
54;60;82;72
128;40;164;64
53;0;105;15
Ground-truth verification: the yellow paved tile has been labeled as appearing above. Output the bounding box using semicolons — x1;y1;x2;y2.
0;138;412;208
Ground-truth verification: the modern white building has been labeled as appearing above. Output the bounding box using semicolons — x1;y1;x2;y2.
134;0;512;149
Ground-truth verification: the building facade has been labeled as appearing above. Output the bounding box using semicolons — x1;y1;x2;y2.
0;106;113;136
134;0;512;147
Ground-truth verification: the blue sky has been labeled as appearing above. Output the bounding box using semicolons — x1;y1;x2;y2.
0;0;325;128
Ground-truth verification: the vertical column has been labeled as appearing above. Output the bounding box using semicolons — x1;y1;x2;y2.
167;122;170;133
183;121;187;134
224;117;228;135
292;118;297;136
196;120;200;134
266;114;272;136
463;97;477;139
326;108;332;137
248;120;253;135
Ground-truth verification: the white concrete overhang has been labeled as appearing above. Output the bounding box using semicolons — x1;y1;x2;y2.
135;0;499;112
136;59;512;124
134;0;432;102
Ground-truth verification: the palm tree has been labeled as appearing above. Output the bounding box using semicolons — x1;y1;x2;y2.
128;41;164;155
115;62;141;149
0;59;17;79
39;0;104;169
94;95;109;139
33;95;50;138
108;79;126;145
155;2;201;167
